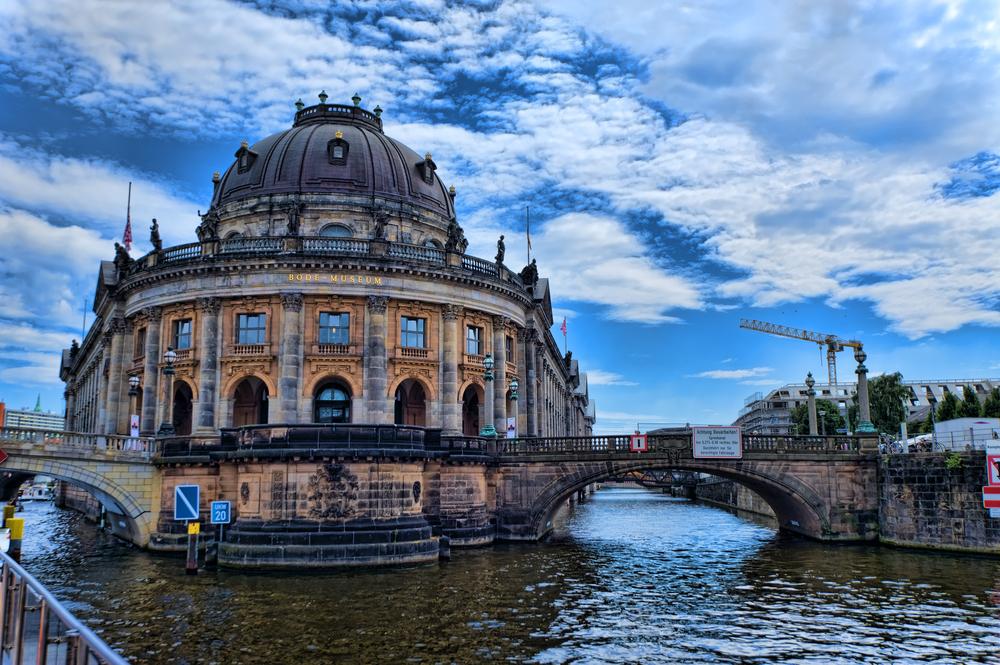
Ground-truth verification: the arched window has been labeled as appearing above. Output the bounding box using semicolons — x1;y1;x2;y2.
423;238;443;249
314;381;352;423
225;231;243;240
319;224;353;238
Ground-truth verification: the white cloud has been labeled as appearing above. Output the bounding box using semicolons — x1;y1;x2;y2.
690;367;773;380
586;370;638;387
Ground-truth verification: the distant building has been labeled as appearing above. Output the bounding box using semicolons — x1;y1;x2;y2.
734;378;1000;434
3;395;65;431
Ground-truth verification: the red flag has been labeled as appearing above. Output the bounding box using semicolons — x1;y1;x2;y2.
560;317;567;336
122;181;133;252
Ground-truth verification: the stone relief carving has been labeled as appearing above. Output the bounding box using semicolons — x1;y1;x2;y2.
307;463;359;519
367;295;389;313
197;296;221;314
280;292;304;311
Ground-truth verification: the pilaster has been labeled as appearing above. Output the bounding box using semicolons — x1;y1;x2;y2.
278;293;304;423
364;295;389;423
103;316;127;434
492;316;507;434
194;297;221;433
140;307;162;436
441;304;461;433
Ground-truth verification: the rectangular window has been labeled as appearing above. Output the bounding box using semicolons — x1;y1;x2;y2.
236;313;267;345
319;312;350;345
172;319;193;350
505;335;514;362
135;327;147;357
466;325;482;355
400;317;426;348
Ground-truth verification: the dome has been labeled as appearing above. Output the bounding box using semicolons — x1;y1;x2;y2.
211;100;454;219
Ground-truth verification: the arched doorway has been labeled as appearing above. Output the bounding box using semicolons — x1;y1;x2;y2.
314;381;352;423
172;382;194;436
461;385;482;436
233;377;268;427
394;379;427;426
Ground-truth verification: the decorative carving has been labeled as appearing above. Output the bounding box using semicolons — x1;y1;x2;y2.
286;203;302;237
445;218;468;253
281;292;304;311
371;206;388;240
367;295;389;313
109;316;127;334
196;210;220;243
113;242;133;278
492;315;508;332
441;304;461;321
142;306;162;322
149;218;163;253
496;234;505;264
197;296;221;314
519;259;538;286
307;463;359;519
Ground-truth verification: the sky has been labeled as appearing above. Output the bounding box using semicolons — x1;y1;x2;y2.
0;0;999;432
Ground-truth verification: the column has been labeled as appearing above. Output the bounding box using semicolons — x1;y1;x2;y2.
523;328;537;436
103;316;126;434
441;305;461;433
805;372;818;436
278;293;304;423
855;348;876;433
140;307;162;436
64;387;75;431
364;296;389;424
194;297;221;433
492;316;507;435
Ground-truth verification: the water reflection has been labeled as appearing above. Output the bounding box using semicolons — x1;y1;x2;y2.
14;489;1000;664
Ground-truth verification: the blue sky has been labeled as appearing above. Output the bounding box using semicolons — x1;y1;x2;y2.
1;0;999;431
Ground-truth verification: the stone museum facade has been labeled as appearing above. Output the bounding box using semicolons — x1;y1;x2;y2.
58;95;596;567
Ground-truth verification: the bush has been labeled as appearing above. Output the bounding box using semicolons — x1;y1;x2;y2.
944;452;963;470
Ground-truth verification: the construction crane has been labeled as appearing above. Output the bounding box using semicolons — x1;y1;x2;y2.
739;319;864;386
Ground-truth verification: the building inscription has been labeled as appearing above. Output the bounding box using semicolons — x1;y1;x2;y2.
287;273;383;286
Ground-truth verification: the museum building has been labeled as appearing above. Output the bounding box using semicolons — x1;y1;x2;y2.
57;95;596;566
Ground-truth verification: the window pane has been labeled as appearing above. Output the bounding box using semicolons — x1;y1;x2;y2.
466;326;480;355
401;317;426;348
237;313;266;345
319;225;352;238
319;312;350;344
173;319;192;349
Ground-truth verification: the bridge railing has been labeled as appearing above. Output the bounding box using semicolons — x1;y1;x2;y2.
0;427;157;459
743;434;861;453
0;548;129;664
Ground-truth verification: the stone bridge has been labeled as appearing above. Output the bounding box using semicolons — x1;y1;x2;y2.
494;432;880;542
0;425;881;567
0;427;159;546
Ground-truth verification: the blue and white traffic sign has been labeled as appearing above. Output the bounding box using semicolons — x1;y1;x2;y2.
210;500;231;525
173;485;200;521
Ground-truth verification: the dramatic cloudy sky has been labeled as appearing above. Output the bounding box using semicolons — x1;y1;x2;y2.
1;0;998;431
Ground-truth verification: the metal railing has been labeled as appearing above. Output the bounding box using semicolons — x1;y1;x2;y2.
0;428;156;459
0;549;129;664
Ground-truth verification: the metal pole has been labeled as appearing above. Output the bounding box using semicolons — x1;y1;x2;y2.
185;522;199;575
36;598;49;665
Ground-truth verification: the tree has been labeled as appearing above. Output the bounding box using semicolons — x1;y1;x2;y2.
983;387;1000;418
958;385;982;418
851;372;910;435
936;391;959;422
791;399;845;435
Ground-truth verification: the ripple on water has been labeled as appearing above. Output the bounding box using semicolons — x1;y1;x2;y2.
12;491;1000;664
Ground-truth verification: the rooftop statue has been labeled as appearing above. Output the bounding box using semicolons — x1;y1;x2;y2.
150;218;162;253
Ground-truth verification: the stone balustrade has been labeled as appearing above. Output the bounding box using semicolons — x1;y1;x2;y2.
0;426;157;459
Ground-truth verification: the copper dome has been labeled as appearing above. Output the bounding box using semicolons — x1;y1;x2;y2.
211;101;454;219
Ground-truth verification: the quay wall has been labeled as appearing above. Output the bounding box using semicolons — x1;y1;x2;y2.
879;451;1000;554
55;481;102;522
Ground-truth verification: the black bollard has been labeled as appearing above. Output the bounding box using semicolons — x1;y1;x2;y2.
438;534;451;561
186;522;199;575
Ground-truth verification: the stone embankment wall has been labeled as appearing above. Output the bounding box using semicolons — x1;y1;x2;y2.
879;451;1000;553
693;479;775;518
54;481;102;522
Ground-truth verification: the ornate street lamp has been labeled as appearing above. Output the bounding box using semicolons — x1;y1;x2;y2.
509;376;519;401
480;353;497;438
157;347;177;436
128;375;141;436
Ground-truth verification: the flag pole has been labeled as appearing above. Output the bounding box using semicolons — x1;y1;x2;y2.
122;181;134;253
525;205;530;264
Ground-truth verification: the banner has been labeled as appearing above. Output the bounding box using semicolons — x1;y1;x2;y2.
505;417;517;439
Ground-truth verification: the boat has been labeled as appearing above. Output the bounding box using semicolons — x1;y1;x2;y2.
21;485;54;501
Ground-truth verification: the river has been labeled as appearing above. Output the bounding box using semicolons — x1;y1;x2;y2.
15;488;1000;664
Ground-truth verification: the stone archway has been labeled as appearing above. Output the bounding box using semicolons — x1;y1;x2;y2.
233;376;269;427
314;379;352;423
461;384;483;436
173;381;194;436
394;379;427;426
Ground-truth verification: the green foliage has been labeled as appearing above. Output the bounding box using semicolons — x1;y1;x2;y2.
958;385;982;418
851;372;910;435
936;392;959;421
945;452;963;470
923;408;934;433
790;399;846;435
982;387;1000;418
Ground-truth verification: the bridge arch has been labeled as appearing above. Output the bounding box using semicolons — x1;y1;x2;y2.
527;459;831;540
1;457;154;547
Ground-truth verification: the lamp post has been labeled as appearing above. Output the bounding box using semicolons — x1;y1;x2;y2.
157;347;177;436
854;347;876;433
805;372;818;436
480;353;497;437
507;376;519;438
128;375;141;437
818;409;827;437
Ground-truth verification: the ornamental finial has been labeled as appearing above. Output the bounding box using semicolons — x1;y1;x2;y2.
294;98;305;111
351;92;362;107
318;90;328;104
373;104;382;117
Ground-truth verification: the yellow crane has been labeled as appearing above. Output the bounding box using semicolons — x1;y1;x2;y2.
738;319;864;386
